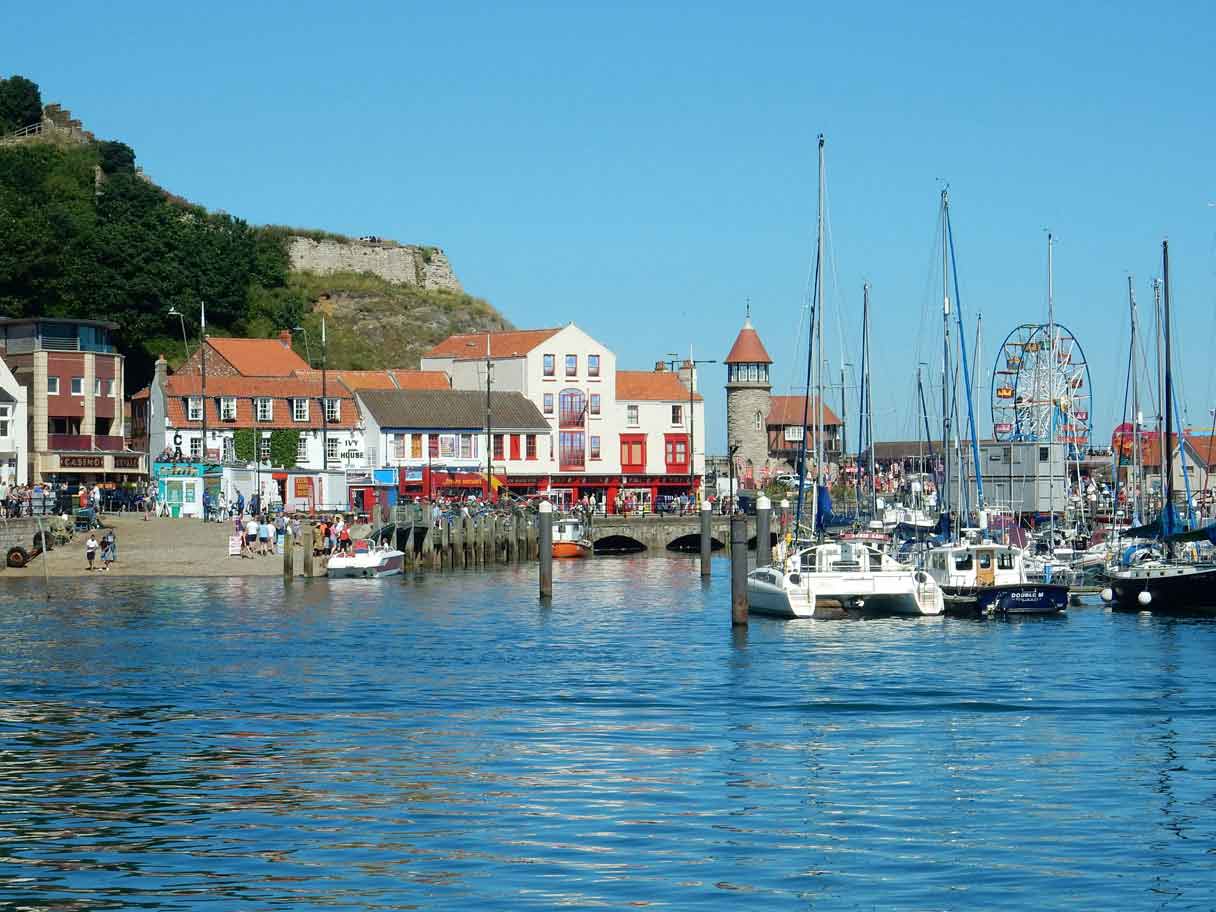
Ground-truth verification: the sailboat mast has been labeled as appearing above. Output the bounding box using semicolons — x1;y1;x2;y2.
940;190;952;521
1047;232;1057;539
1128;276;1141;521
864;282;876;516
1153;276;1164;517
810;134;825;534
1162;241;1174;538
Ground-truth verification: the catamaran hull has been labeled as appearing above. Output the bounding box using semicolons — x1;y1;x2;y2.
1107;565;1216;613
746;569;944;619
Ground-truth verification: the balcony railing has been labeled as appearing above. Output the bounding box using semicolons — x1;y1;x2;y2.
47;434;128;451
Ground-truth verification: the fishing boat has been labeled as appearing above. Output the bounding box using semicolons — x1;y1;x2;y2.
748;540;944;618
923;539;1068;614
327;538;406;578
1103;241;1216;613
552;517;593;558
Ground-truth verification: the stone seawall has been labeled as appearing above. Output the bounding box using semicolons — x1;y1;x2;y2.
288;237;463;292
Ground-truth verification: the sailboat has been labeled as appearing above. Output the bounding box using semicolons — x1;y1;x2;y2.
745;136;944;619
1103;241;1216;612
920;193;1068;615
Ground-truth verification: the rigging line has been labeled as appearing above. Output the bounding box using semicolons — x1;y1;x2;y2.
794;246;821;534
906;212;947;439
820;176;851;376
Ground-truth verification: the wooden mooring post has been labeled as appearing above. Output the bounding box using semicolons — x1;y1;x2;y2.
730;515;748;626
700;500;712;578
538;500;553;599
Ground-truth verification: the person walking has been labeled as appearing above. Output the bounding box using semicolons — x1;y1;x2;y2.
84;532;98;571
100;529;116;571
244;515;259;558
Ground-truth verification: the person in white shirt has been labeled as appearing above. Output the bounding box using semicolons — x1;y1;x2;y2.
244;516;259;558
85;533;98;571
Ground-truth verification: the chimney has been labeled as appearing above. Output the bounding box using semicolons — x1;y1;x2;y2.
154;354;168;388
655;361;666;372
678;359;696;393
279;329;293;349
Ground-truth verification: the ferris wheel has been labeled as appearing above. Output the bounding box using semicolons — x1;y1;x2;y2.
991;322;1092;459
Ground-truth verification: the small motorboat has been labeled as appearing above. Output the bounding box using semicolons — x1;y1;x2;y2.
553;517;593;558
327;538;405;578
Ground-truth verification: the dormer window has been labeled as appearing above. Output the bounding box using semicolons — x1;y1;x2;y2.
187;397;203;421
293;398;309;422
220;397;237;421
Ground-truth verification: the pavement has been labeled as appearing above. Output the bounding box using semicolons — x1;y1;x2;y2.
2;514;306;578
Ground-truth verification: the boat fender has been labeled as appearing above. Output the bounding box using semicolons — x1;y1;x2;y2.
1137;590;1152;606
914;570;927;584
789;573;801;585
6;546;29;568
1100;588;1113;603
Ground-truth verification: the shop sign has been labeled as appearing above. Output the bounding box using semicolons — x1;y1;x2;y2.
61;455;104;469
114;456;141;469
294;478;313;498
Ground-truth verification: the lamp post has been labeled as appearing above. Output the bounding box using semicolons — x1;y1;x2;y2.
167;306;191;360
667;349;717;506
467;338;495;501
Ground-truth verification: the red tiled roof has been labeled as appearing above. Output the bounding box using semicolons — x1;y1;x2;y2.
165;397;358;430
424;328;562;360
165;375;353;398
293;369;451;390
1134;432;1216;470
206;337;310;376
724;322;772;364
391;369;450;390
768;395;841;427
615;370;703;402
131;387;149;400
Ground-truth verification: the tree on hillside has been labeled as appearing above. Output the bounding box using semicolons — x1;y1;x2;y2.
98;140;136;174
0;75;43;134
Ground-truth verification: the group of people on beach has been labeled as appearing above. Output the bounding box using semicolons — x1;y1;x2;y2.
235;512;296;558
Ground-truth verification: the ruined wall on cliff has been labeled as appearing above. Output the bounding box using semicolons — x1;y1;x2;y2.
287;237;463;292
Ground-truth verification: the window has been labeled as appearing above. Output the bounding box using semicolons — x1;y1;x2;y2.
189;437;202;459
220;397;237;420
627;404;639;426
978;552;992;570
0;404;9;438
665;435;689;467
543;354;555;377
325;398;341;422
439;435;456;458
393;434;407;461
1039;446;1049;462
565;354;577;377
94;378;102;396
590;393;601;416
493;434;504;460
47;377;59;395
255;398;273;421
459;433;476;459
411;434;422;459
428;434;439;459
71;377;83;396
326;436;340;464
297;435;309;462
559;389;586;427
754;411;763;432
559;431;585;469
224;437;236;462
108;379;117;397
187;397;204;421
293;398;309;422
998;551;1015;570
954;552;974;571
671;404;683;426
620;435;646;469
509;434;521;461
588;354;600;377
259;436;271;462
543;393;554;415
590;435;601;460
526;434;537;460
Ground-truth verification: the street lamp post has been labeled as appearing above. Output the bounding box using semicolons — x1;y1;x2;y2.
666;349;717;506
167;306;190;360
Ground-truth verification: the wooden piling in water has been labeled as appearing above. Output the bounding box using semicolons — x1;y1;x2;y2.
731;515;748;626
539;501;553;599
700;501;712;578
303;529;315;577
453;517;464;569
283;530;294;579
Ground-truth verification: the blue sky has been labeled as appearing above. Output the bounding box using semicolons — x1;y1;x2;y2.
7;0;1214;452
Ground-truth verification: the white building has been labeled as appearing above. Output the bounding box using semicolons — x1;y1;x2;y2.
0;355;29;485
422;324;705;510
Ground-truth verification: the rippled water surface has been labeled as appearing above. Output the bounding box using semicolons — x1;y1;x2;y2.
1;558;1215;909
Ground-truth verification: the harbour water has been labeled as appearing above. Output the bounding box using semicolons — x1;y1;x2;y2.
1;558;1214;909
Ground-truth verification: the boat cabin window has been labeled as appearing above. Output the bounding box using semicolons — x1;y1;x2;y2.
977;552;992;570
997;551;1015;570
869;551;883;571
954;551;973;571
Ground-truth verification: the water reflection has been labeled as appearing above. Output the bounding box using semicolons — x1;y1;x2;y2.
0;566;1212;909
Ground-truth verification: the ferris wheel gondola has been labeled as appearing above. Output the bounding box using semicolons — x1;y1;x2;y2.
991;322;1092;459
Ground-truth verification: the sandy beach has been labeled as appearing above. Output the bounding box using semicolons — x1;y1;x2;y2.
1;514;314;579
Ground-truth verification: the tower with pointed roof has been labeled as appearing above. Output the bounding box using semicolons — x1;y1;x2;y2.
724;306;772;481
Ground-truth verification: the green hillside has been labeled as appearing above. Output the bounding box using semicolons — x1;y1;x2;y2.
0;74;508;387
